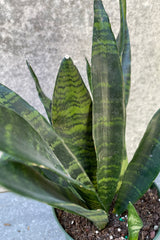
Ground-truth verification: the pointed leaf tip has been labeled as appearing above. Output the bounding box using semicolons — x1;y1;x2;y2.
65;55;70;59
128;202;143;240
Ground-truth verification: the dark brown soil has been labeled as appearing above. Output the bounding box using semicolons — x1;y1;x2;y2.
56;187;160;240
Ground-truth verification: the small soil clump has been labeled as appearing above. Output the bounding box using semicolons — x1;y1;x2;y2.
56;187;160;240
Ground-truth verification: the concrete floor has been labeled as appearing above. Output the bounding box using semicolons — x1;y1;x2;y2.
0;192;72;240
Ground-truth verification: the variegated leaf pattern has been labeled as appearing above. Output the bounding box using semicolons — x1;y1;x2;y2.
117;0;126;58
52;57;97;184
0;83;93;188
26;61;52;123
0;104;106;211
117;0;131;106
92;0;125;210
115;0;130;192
0;157;108;230
128;202;143;240
115;109;160;214
121;24;131;106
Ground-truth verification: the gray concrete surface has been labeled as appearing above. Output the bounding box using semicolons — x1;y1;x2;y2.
0;192;72;240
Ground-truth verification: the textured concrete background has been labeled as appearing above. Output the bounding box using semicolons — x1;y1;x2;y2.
1;0;160;164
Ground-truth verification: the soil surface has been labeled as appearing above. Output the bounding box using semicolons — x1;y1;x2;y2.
56;187;160;240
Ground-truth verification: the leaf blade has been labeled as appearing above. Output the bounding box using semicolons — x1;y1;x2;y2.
0;83;93;187
115;109;160;214
128;202;143;240
52;57;97;184
117;0;131;106
0;159;108;230
0;105;105;210
92;0;126;210
26;61;52;123
85;57;92;93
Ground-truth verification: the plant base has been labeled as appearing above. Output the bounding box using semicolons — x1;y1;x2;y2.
55;186;160;240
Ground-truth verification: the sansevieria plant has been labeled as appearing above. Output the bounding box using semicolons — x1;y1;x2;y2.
0;0;160;239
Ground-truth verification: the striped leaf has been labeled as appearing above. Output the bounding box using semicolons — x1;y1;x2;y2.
26;61;52;123
117;0;131;106
0;83;93;188
0;104;104;210
91;0;125;210
85;58;92;93
0;105;71;179
115;109;160;214
52;57;97;184
128;202;143;240
117;0;126;58
0;158;108;230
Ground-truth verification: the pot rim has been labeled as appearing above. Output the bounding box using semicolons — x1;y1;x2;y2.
52;182;160;240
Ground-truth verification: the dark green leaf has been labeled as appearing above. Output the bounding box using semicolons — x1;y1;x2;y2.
115;109;160;214
117;0;126;58
0;104;104;210
0;83;94;188
117;0;131;106
128;202;143;240
91;0;126;210
0;158;108;230
52;57;97;184
26;61;52;123
0;105;71;179
85;57;92;93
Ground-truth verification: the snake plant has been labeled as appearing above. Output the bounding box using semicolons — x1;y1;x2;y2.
0;0;160;237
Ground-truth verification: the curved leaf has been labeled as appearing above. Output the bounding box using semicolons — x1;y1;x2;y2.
0;105;70;178
115;109;160;214
0;105;104;210
52;57;97;184
92;0;126;210
128;202;143;240
26;61;52;123
0;159;108;230
0;83;93;188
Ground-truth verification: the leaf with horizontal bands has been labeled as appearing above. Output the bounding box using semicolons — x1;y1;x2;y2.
52;57;97;184
0;83;93;188
117;0;131;106
92;0;126;210
115;109;160;214
0;159;108;230
0;105;104;210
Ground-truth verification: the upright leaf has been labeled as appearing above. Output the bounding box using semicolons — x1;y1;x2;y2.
117;0;131;106
117;0;126;58
0;83;93;188
0;159;108;230
122;25;131;106
128;202;143;240
52;57;97;184
85;58;93;93
92;0;125;210
115;109;160;214
26;61;52;123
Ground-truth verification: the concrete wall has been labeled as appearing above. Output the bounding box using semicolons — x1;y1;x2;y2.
1;0;160;162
